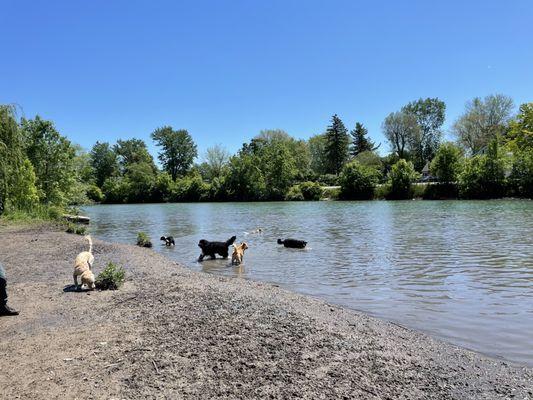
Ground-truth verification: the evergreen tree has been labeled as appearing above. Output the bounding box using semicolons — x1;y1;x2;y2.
324;114;349;175
349;122;380;157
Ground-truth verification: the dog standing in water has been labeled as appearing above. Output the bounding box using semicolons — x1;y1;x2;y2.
73;235;95;290
198;235;237;261
231;242;248;265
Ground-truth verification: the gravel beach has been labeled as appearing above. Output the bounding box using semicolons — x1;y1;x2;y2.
0;224;531;399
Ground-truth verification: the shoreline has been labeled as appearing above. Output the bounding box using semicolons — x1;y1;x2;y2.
0;225;532;399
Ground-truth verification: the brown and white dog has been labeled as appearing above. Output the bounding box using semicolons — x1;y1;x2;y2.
231;242;248;265
73;235;95;290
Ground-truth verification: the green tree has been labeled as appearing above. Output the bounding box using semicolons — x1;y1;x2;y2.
151;126;197;180
308;133;328;175
453;94;514;155
124;162;156;202
382;111;420;159
114;138;156;173
430;142;463;183
507;102;533;151
339;160;381;200
223;154;267;200
90;141;119;187
402;98;446;170
203;144;230;181
21;116;76;205
349;122;379;157
509;148;533;198
324;114;350;175
388;159;419;199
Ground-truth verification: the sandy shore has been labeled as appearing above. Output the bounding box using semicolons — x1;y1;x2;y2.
0;224;531;399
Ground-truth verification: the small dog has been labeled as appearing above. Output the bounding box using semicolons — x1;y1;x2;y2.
198;235;237;261
248;228;263;234
231;242;248;265
73;235;95;290
160;236;175;246
277;238;307;249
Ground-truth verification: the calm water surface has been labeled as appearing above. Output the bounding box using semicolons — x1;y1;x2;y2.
83;200;533;366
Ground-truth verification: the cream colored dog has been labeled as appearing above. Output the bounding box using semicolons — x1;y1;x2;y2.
73;235;95;290
231;242;248;265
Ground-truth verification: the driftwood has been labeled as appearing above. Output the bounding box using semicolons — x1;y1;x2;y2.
63;215;90;224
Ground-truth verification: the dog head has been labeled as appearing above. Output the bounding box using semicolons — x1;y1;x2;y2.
160;236;167;241
277;239;283;245
198;239;208;249
241;242;248;251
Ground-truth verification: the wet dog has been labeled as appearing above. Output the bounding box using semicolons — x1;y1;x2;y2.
73;235;95;290
231;242;248;265
198;235;237;261
160;236;175;246
277;238;307;249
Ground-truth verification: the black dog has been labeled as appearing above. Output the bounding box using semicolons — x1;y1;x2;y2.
160;236;175;246
198;236;237;261
277;238;307;249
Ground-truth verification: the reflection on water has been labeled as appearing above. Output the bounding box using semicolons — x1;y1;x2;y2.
83;200;533;365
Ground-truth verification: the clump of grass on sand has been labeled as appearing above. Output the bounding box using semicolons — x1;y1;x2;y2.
136;231;152;248
95;262;126;290
65;222;87;235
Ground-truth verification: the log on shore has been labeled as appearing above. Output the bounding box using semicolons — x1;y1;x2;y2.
63;214;90;224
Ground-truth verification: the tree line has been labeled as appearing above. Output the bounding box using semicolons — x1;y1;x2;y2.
0;95;531;217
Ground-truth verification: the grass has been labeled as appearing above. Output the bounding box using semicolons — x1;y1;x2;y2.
95;262;126;290
136;231;153;248
65;222;87;235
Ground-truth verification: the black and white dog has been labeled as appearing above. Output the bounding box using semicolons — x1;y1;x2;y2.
198;235;237;261
160;236;175;246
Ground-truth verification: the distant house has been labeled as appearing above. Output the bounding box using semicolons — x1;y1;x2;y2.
421;162;433;181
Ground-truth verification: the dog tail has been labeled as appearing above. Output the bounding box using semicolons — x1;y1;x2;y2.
226;235;237;246
85;235;93;254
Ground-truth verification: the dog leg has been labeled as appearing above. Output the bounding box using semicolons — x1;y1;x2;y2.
198;253;205;262
73;274;79;289
210;254;216;260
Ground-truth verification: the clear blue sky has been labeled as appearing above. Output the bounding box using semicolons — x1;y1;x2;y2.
1;0;532;159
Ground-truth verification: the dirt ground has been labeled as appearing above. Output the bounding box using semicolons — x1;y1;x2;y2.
0;224;532;399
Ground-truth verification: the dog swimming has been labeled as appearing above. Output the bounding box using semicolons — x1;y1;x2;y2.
277;238;307;249
198;235;237;261
160;236;175;246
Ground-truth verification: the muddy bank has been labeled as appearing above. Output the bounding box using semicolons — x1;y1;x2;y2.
0;225;531;399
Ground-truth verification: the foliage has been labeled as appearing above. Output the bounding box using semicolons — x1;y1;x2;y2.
124;162;156;202
354;151;383;171
173;172;210;201
308;133;328;175
86;184;104;202
203;144;230;181
285;185;305;201
350;122;379;157
506;103;533;151
66;222;87;235
402;98;446;170
286;181;323;201
339;161;380;200
387;159;419;199
452;94;514;155
136;232;153;248
423;183;459;200
114;139;156;172
324;115;350;175
382;111;420;159
90;141;119;187
458;139;507;199
95;262;126;290
151;126;197;180
430;142;464;183
223;154;267;200
508;148;532;198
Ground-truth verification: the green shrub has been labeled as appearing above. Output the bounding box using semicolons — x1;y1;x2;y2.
430;142;463;183
65;222;87;235
316;174;339;186
508;148;533;198
86;184;104;202
411;184;426;199
95;262;126;290
374;184;390;199
321;186;340;200
299;181;323;200
339;161;381;200
423;183;459;199
285;185;305;201
136;232;152;248
387;159;419;199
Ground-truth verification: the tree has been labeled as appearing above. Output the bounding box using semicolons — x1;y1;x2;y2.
382;111;421;159
349;122;379;157
339;160;381;200
324;114;350;175
430;142;463;183
308;133;328;175
90;141;119;187
203;144;230;181
402;98;446;170
388;159;419;199
507;102;533;151
21;116;76;205
452;94;514;155
151;127;197;180
114;138;156;172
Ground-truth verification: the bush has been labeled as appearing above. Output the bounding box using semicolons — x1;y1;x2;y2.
430;142;463;183
86;184;104;202
95;262;126;290
299;181;323;200
66;222;87;235
339;161;381;200
285;185;305;201
509;148;533;198
136;232;152;248
423;183;459;199
387;159;419;199
316;174;339;186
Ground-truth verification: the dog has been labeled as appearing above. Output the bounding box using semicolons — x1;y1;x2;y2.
73;235;95;290
248;228;263;234
231;242;248;265
277;238;307;249
160;236;175;246
198;235;237;261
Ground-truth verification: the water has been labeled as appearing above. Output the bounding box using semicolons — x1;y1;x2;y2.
83;200;533;366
